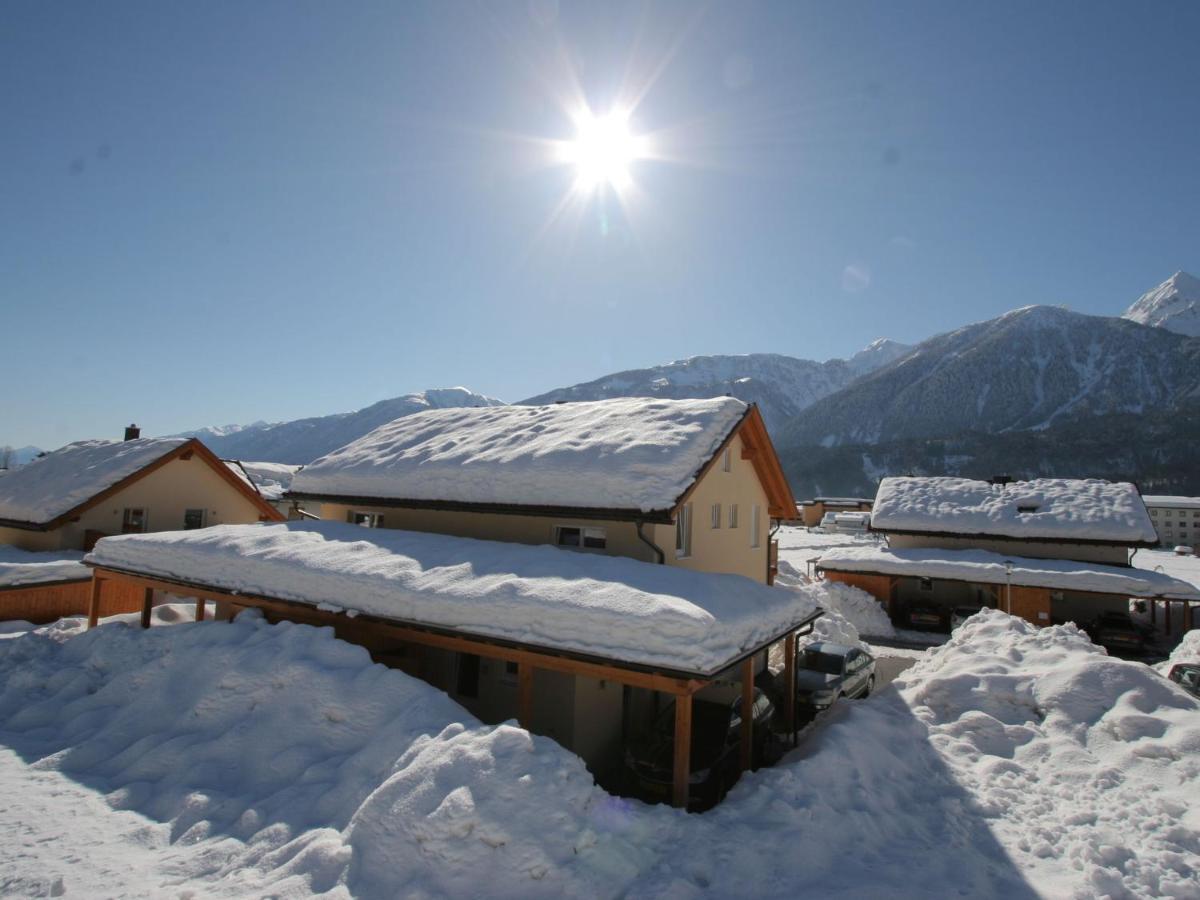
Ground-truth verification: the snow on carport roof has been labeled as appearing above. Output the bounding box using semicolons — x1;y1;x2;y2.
870;476;1158;544
86;521;819;674
0;438;189;526
0;545;88;588
816;545;1200;600
288;397;749;514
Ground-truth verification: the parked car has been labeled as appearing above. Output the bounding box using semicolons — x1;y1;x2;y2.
624;683;776;810
1174;545;1195;557
1167;663;1200;699
907;605;947;631
1085;611;1147;655
950;605;984;631
782;642;876;715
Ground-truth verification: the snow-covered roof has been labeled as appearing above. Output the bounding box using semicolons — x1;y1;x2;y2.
289;397;751;515
224;461;301;502
1142;495;1200;510
808;497;873;505
0;545;89;588
816;545;1200;600
870;476;1158;544
0;438;189;526
86;521;819;674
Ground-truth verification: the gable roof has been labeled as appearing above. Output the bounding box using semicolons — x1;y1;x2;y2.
0;437;283;530
870;476;1158;546
288;398;796;521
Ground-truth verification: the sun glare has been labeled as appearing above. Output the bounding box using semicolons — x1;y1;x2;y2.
561;110;648;192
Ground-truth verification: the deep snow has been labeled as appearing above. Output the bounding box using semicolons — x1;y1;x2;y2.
1;605;1195;898
0;545;88;588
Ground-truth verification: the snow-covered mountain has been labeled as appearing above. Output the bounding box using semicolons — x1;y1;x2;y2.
172;388;504;464
781;305;1200;448
1122;271;1200;337
519;340;912;434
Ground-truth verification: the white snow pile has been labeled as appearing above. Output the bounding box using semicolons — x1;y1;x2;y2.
1156;629;1200;674
87;521;818;674
895;610;1200;898
225;460;301;501
816;545;1200;600
290;397;749;513
0;545;88;588
0;438;187;524
775;558;895;639
1;607;1197;897
872;476;1159;543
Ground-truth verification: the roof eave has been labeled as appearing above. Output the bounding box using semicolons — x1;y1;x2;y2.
872;525;1157;549
282;492;677;525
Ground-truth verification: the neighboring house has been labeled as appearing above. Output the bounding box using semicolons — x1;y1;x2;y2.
815;476;1200;627
1142;495;1200;548
287;397;797;585
795;497;873;528
0;436;283;553
224;460;320;518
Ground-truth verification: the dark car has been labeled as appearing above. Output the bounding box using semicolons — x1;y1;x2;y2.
624;683;775;810
1167;663;1200;700
1086;611;1146;655
784;642;876;715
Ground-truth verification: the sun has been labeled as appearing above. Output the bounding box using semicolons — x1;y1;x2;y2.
560;110;648;193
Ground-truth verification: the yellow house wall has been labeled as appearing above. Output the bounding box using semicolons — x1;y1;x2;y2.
0;455;269;552
651;433;772;583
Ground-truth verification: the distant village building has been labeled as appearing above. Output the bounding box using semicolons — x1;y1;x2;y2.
815;476;1200;628
1141;495;1200;548
286;397;797;585
795;497;873;528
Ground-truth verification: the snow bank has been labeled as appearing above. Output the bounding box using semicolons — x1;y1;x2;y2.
895;610;1200;897
0;607;1196;897
0;545;88;588
775;559;895;639
1157;629;1200;674
0;438;187;524
872;476;1158;543
817;544;1200;599
87;521;818;674
290;397;748;513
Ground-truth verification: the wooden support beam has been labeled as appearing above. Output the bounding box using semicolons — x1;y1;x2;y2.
783;632;797;746
1150;599;1157;626
1185;602;1193;632
195;597;206;622
86;576;104;629
1165;600;1171;634
739;656;754;774
140;587;154;629
518;661;534;729
672;692;692;809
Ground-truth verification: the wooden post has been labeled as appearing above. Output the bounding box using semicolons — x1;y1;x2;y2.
783;632;797;746
739;657;754;774
1150;599;1157;626
1165;600;1171;634
518;661;534;730
195;597;207;622
1186;602;1194;632
672;692;692;809
86;576;104;629
140;587;154;629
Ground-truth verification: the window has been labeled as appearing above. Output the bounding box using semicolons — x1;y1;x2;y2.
1150;509;1158;517
750;504;761;548
676;504;693;558
729;504;739;528
348;511;384;528
711;503;721;529
722;448;731;472
555;525;607;550
919;577;934;592
122;508;147;534
183;509;205;530
455;653;481;698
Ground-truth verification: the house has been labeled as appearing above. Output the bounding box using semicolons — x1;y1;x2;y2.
795;497;873;528
1141;495;1200;548
815;476;1200;629
224;460;320;518
286;397;797;585
0;435;282;553
85;520;822;808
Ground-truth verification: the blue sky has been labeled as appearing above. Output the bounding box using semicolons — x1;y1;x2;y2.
3;1;1198;449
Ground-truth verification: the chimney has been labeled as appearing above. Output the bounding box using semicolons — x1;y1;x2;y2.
124;423;141;441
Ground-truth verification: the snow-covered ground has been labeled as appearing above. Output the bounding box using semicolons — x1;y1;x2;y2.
2;604;1195;898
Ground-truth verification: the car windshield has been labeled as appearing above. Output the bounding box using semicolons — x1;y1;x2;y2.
801;650;844;675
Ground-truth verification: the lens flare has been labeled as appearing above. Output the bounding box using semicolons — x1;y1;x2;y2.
560;110;649;193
